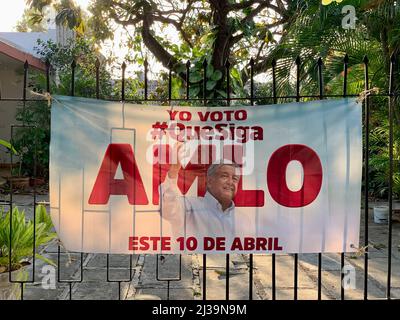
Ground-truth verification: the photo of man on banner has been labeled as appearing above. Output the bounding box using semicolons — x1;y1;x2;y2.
160;141;253;245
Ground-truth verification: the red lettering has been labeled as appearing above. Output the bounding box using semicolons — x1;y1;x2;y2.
235;110;247;120
204;237;214;250
197;111;210;121
223;144;265;207
167;110;178;120
267;144;322;208
256;237;267;250
230;237;243;250
128;236;171;251
140;237;150;250
179;111;192;121
88;144;148;205
128;237;138;251
224;110;234;121
210;111;223;121
244;237;255;250
274;238;282;250
152;145;171;205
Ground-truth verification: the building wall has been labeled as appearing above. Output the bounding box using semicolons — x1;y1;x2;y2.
0;64;24;164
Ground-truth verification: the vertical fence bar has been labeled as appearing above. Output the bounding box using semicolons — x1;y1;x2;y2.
250;58;255;106
271;58;277;300
340;54;350;300
106;254;134;300
225;59;231;106
108;60;126;300
156;255;182;300
225;253;230;300
318;58;323;99
293;56;301;301
272;59;277;105
22;60;28;129
23;60;28;101
186;60;190;100
317;56;324;300
225;58;231;300
121;62;126;101
46;59;51;93
295;56;301;101
71;60;76;97
168;61;172;103
202;57;207;300
202;254;207;300
202;59;207;301
387;53;395;299
144;59;148;100
249;57;255;300
57;246;84;300
363;55;370;300
95;58;100;99
343;54;349;96
9;125;14;284
56;58;82;300
203;59;207;106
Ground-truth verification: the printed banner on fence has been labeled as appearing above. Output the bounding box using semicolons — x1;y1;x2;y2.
50;96;362;254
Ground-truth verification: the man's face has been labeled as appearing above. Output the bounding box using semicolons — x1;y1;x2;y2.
206;165;240;203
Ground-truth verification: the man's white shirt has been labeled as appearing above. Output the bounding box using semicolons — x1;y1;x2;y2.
160;176;253;245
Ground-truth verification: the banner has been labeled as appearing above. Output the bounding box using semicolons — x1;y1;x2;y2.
50;96;362;254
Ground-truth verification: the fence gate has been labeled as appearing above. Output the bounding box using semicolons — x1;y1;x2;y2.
0;53;398;300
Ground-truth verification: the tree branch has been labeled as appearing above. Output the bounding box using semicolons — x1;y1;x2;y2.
230;18;287;45
228;0;262;10
141;13;186;80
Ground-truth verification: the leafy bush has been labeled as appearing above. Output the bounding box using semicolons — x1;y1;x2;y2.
368;117;400;199
0;205;56;272
34;37;113;98
12;101;50;178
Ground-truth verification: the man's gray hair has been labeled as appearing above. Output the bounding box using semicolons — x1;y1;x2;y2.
207;160;241;177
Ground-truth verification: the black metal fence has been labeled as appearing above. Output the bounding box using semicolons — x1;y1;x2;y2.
0;52;398;300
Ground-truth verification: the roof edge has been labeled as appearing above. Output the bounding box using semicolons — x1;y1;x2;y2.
0;40;46;72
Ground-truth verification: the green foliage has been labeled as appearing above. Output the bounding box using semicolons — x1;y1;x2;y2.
85;0;293;102
269;0;399;97
0;205;56;271
0;139;17;155
12;101;50;178
25;0;85;34
34;37;113;98
15;7;48;32
368;116;400;199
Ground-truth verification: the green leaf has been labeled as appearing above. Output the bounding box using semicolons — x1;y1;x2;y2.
264;31;275;44
0;205;56;268
189;71;202;83
230;67;243;87
211;70;223;81
189;85;200;97
206;64;214;77
0;139;18;154
216;89;227;98
175;64;186;74
35;253;56;267
207;92;214;99
206;80;217;90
